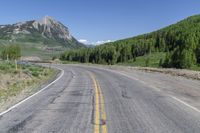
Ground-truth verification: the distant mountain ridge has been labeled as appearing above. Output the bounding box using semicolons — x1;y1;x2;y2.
0;16;85;48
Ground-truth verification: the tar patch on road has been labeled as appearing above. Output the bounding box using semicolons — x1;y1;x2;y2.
121;88;132;99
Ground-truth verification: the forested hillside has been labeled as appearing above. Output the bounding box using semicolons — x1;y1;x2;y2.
60;15;200;69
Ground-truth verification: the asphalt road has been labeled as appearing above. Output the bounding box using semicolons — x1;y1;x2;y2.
0;64;200;133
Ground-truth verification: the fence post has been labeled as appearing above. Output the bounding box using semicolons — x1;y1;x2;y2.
15;60;18;71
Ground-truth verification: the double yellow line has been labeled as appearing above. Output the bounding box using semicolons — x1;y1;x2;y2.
90;74;108;133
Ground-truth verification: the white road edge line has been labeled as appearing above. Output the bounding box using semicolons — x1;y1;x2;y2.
0;67;65;116
103;67;200;113
82;65;200;114
117;71;161;92
104;67;200;113
71;65;200;114
170;96;200;113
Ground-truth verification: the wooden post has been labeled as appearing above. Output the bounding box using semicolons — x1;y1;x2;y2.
15;59;18;71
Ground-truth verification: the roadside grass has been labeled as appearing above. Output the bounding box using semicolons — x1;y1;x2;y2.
190;65;200;71
117;52;166;68
117;52;200;71
118;52;200;71
0;61;57;106
61;60;80;64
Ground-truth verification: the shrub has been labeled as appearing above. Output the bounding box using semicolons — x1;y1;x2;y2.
32;71;39;77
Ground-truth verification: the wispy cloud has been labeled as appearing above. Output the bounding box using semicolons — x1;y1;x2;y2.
79;39;113;45
93;40;112;45
78;39;88;44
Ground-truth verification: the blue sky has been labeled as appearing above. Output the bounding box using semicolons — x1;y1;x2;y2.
0;0;200;45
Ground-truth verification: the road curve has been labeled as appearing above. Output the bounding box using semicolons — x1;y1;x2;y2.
0;64;200;133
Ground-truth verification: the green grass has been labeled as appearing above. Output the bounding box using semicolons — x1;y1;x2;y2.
118;52;166;67
0;40;65;60
0;61;16;73
19;42;63;60
190;65;200;71
61;60;80;64
117;52;200;71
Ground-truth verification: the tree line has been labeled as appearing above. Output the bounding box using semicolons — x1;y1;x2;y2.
0;44;21;60
62;15;200;69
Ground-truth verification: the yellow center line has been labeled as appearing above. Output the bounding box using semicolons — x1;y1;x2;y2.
98;82;108;133
92;75;100;133
90;73;108;133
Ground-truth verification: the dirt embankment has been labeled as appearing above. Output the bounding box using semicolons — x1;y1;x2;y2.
134;67;200;80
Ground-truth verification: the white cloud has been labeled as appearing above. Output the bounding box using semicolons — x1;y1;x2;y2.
79;39;113;45
92;40;113;45
78;39;88;44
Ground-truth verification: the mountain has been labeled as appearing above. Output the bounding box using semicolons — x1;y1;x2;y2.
0;16;85;59
0;16;85;48
60;14;200;69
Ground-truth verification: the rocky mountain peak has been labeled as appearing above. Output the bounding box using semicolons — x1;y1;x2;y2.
39;16;57;26
0;16;85;48
32;16;72;40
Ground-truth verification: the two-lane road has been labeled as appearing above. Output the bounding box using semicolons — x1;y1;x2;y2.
0;64;200;133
